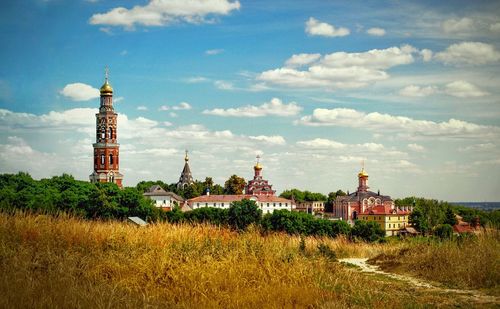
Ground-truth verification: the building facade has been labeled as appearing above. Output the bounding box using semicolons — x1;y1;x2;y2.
89;70;123;188
334;167;412;235
143;185;184;211
245;156;276;196
295;201;325;214
177;150;194;189
187;194;294;214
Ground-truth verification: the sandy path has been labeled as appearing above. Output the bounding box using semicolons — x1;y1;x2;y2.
339;258;499;305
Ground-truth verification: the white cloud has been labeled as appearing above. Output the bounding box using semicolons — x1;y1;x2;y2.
258;45;418;90
159;105;170;111
420;49;433;62
305;17;349;37
444;80;488;97
459;143;495;152
248;135;286;145
172;102;192;110
169;112;178;118
407;143;425;152
214;80;234;90
137;106;148;111
205;49;224;55
399;85;437;97
89;0;241;29
297;107;500;140
297;138;346;149
114;97;124;103
434;42;500;66
442;17;474;34
366;27;385;36
60;83;100;101
163;121;173;127
285;53;321;68
491;22;500;33
203;98;302;117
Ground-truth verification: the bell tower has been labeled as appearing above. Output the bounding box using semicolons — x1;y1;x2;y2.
89;68;124;188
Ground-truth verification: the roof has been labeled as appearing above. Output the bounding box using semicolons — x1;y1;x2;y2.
187;194;292;204
402;227;419;234
143;185;184;201
453;223;475;234
361;205;410;215
336;190;393;203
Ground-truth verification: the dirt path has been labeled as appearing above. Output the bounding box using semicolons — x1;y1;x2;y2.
339;258;499;305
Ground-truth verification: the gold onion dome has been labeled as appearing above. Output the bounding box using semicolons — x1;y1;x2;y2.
254;162;263;170
358;168;368;177
100;80;113;94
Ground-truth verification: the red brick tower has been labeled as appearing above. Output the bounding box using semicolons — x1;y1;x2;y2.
89;69;124;188
245;155;276;196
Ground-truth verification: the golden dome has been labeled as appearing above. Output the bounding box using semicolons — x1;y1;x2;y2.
254;162;263;170
100;80;113;94
358;168;368;177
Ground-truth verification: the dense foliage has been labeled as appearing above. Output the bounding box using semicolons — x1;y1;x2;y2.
261;210;351;238
279;189;327;202
0;172;160;220
351;220;385;242
396;197;500;233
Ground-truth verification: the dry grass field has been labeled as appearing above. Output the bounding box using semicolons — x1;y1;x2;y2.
0;212;498;308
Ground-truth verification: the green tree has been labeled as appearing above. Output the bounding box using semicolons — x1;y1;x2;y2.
434;224;453;239
224;175;246;195
444;207;457;226
228;199;262;231
351;220;385;242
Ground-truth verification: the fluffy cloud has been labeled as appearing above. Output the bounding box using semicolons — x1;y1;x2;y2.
444;80;488;97
258;45;418;90
305;17;349;37
297;107;500;140
407;143;425;152
285;53;321;68
89;0;240;29
296;138;346;149
248;135;286;145
60;83;100;101
203;98;302;117
158;102;192;111
399;85;437;97
366;27;385;36
434;42;500;66
420;49;433;62
441;17;474;34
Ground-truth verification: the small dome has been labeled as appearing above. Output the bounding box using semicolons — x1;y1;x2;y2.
254;162;263;170
358;168;368;177
100;80;113;94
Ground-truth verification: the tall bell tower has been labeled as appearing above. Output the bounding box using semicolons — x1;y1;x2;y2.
89;68;124;188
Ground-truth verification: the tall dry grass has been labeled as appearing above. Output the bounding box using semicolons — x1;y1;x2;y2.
372;231;500;290
0;212;482;308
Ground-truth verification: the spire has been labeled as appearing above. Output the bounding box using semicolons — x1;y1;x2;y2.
185;149;189;162
177;150;194;189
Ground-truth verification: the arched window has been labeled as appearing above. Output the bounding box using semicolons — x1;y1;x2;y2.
109;154;113;165
108;127;113;139
100;154;105;165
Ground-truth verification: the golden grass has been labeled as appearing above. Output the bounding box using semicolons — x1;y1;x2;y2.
0;212;490;308
373;231;500;291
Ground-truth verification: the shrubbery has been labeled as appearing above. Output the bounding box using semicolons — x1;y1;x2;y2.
351;220;385;242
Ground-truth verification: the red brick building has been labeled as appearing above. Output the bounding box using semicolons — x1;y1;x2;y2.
89;70;123;188
245;156;275;196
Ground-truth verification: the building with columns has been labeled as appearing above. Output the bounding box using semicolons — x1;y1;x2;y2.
89;70;123;188
177;150;194;189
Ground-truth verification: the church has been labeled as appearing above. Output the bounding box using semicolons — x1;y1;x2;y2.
334;167;412;236
89;70;123;188
187;157;294;214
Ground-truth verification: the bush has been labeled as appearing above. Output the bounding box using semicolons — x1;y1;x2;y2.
434;224;453;239
228;199;262;231
351;220;385;242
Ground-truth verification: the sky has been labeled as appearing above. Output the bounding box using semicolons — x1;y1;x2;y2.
1;0;500;202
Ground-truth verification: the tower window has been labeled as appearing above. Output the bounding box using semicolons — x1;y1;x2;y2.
109;154;113;165
100;154;105;165
108;127;113;139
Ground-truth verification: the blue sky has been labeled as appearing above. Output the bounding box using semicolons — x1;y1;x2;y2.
1;0;499;201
